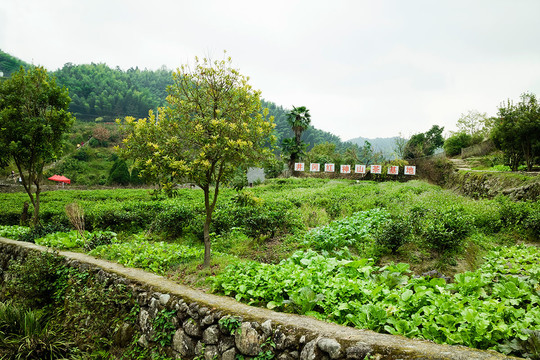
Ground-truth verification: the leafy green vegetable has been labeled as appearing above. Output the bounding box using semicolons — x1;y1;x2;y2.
213;245;540;354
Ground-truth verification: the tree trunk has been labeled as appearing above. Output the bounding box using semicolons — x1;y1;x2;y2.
33;184;40;226
21;202;29;225
203;187;212;267
288;153;297;174
203;211;212;267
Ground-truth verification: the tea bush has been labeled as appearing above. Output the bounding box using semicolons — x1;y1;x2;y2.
421;206;473;252
374;215;411;253
212;199;304;239
151;203;198;236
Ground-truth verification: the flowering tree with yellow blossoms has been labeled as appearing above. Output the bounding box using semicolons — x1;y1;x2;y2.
120;55;275;266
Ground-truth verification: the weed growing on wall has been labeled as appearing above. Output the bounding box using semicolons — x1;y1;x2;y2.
0;251;142;358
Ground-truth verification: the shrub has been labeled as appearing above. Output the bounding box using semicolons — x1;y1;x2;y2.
496;196;530;228
374;215;411;253
0;301;73;359
72;148;89;161
107;159;130;185
444;132;473;157
422;206;472;252
130;166;145;185
2;252;65;308
88;137;100;147
83;230;117;251
152;204;195;236
523;203;540;240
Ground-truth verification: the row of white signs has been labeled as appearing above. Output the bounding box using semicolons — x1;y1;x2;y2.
294;163;417;175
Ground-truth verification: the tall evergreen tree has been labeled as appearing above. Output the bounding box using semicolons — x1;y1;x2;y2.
283;106;311;172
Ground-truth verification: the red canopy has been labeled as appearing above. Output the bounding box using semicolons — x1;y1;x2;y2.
48;175;71;184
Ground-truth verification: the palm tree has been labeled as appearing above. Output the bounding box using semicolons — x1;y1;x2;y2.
284;106;311;173
287;106;311;145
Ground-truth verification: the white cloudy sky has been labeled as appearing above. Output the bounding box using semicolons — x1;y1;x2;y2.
1;0;540;140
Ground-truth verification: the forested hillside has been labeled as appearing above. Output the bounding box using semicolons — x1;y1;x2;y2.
54;63;172;121
0;50;359;152
0;50;30;76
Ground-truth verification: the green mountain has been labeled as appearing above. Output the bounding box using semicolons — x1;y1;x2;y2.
347;136;406;159
0;50;31;77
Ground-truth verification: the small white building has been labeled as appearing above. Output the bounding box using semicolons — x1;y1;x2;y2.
247;167;265;186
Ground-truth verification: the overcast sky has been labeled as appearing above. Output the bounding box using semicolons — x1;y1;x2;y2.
2;0;540;140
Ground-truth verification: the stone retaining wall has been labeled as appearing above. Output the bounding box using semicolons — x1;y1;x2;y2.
446;170;540;200
461;140;496;159
0;237;519;360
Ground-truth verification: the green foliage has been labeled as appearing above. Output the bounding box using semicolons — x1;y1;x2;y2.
0;50;31;76
84;230;118;251
492;92;540;171
121;54;276;266
0;301;73;360
420;206;473;252
88;236;204;274
151;204;196;236
443;132;473;157
73;147;90;161
303;209;390;256
212;198;303;240
108;159;131;185
54;62;172;121
218;315;242;335
17;222;71;243
490;164;512;172
285;286;325;316
151;309;176;347
213;245;540;356
0;249;140;358
0;225;31;240
2;252;65;309
404;125;444;159
35;230;86;249
0;66;74;225
500;330;540;360
283;105;311;172
374;215;411;253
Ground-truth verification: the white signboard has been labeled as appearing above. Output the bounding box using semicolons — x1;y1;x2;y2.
404;166;416;175
387;166;399;175
371;165;382;174
355;165;366;174
340;165;351;174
